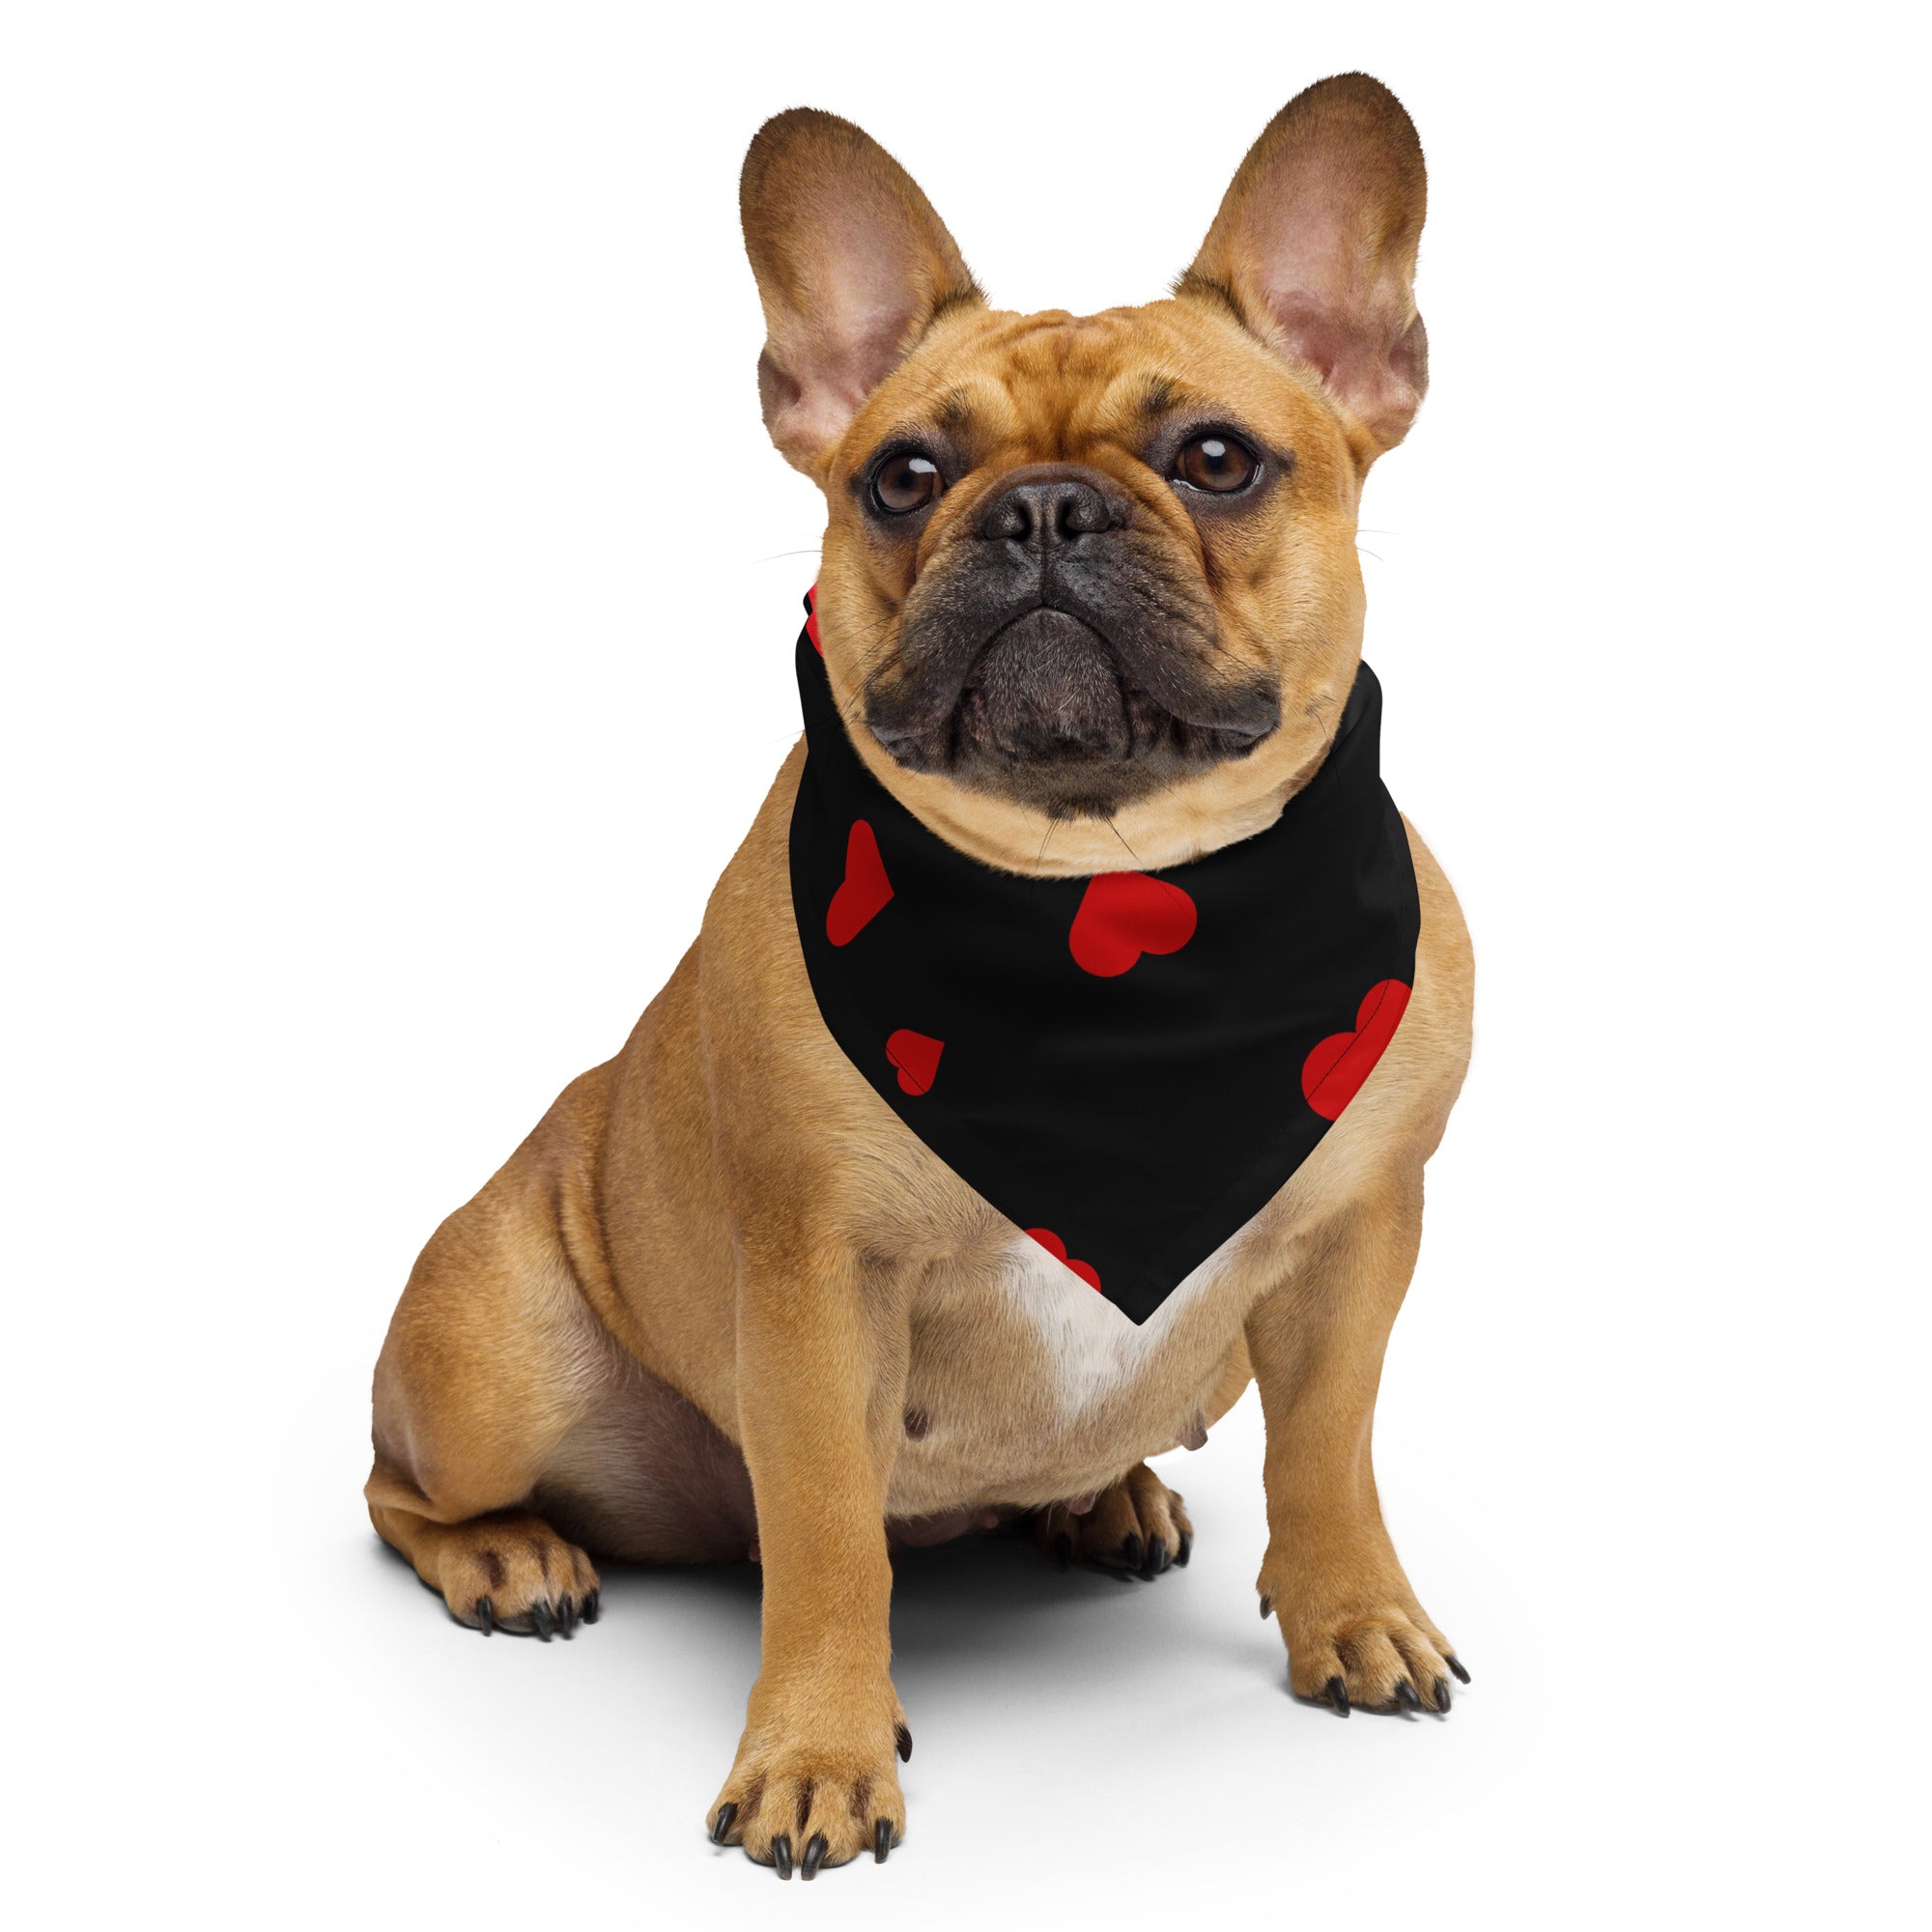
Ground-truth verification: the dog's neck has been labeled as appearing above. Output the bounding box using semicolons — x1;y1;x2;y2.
837;663;1360;878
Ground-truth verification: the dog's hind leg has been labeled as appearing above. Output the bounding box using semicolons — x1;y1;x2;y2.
1033;1463;1195;1576
364;1123;610;1637
368;1496;600;1638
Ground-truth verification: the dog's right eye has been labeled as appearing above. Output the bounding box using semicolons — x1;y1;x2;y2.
870;451;943;516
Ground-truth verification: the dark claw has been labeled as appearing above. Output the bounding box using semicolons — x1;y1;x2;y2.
1053;1532;1072;1570
475;1596;494;1636
1433;1677;1453;1714
1446;1654;1470;1685
1175;1532;1191;1567
1147;1536;1168;1575
531;1601;554;1642
771;1834;793;1880
711;1803;737;1845
802;1833;829;1880
895;1721;913;1763
558;1595;577;1636
1395;1679;1422;1711
1259;1594;1272;1620
582;1588;600;1625
1325;1675;1350;1717
874;1819;893;1864
1122;1533;1143;1570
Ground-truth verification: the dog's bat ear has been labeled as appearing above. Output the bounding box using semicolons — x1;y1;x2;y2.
1179;74;1428;464
741;110;982;477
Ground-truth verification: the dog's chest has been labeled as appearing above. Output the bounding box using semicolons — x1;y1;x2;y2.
883;1221;1264;1517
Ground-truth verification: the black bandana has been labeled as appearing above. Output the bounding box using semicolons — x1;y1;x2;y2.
788;591;1420;1323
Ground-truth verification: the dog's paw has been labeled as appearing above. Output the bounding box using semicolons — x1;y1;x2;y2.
1261;1566;1465;1716
430;1511;601;1638
707;1682;908;1878
1036;1463;1193;1577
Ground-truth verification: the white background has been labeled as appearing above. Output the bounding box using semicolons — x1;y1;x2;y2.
5;3;1924;1924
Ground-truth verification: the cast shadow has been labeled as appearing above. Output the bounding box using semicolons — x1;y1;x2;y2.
362;1513;1272;1701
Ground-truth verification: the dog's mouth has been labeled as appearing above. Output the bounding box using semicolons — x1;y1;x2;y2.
866;606;1278;818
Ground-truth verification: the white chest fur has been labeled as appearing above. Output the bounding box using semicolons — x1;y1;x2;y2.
995;1230;1236;1418
886;1218;1268;1517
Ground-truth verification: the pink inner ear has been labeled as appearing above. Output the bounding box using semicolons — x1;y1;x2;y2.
1265;289;1427;453
1185;77;1428;454
1266;289;1357;386
745;115;980;472
820;228;930;381
762;278;940;470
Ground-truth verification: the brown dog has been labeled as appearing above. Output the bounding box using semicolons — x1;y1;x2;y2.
366;71;1472;1878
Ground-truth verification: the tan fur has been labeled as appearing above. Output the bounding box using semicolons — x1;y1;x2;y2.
367;73;1473;1872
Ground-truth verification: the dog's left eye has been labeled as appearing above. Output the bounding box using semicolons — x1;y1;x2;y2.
1172;434;1260;494
870;451;944;516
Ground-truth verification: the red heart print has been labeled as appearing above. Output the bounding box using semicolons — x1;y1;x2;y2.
826;819;893;946
1067;871;1198;978
886;1029;944;1096
1027;1227;1102;1293
805;582;822;654
1300;980;1412;1122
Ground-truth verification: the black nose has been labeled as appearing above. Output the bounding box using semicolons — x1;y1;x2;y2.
977;466;1122;547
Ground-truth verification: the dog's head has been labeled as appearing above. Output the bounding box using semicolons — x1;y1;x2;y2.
741;74;1427;874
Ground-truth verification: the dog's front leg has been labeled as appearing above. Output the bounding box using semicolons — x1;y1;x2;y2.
1247;1179;1465;1717
708;1234;908;1877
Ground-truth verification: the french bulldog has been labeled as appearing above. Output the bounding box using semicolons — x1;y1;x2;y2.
367;71;1473;1878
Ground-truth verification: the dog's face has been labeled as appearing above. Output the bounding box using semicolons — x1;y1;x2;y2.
742;75;1427;873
